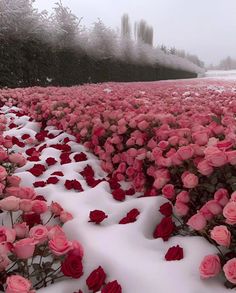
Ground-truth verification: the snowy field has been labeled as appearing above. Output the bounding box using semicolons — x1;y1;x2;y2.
204;70;236;80
1;104;232;293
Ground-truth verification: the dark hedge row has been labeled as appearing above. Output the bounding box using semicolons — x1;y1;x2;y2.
0;38;197;88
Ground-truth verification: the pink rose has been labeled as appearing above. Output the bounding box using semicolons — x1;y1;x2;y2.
31;200;48;214
214;188;229;206
199;255;221;279
177;145;194;161
0;196;20;211
162;184;175;199
199;205;214;221
205;200;222;215
6;275;32;293
14;223;29;239
176;191;190;203
5;187;20;197
0;148;8;161
14;238;37;259
29;225;48;244
227;150;236;165
192;130;209;146
19;199;32;212
60;211;73;223
205;147;227;167
50;202;63;216
174;201;189;216
187;213;206;231
47;225;65;240
223;258;236;284
197;160;214;176
0;227;16;242
18;187;36;200
9;153;26;167
210;225;231;247
223;202;236;225
7;176;21;187
0;166;7;181
0;254;10;272
182;172;199;189
0;183;5;195
230;191;236;202
49;235;72;256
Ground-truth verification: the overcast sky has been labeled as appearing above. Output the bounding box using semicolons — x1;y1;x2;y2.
34;0;236;65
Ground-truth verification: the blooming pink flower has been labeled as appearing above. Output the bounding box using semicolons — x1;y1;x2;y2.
199;255;221;279
6;275;32;293
187;213;206;231
223;258;236;284
14;238;37;259
210;225;231;247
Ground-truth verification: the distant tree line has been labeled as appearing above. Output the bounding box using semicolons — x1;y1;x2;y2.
0;0;203;88
208;56;236;70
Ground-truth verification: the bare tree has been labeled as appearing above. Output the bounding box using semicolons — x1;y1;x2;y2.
121;14;131;39
134;19;153;46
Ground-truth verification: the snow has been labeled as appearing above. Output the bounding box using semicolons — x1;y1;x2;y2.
1;106;230;293
204;70;236;80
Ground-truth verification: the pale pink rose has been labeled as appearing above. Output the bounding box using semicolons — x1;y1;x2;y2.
223;258;236;284
18;187;36;200
210;225;231;247
31;200;48;214
29;225;48;244
50;202;63;216
6;275;32;293
168;136;179;146
7;176;21;187
0;166;7;181
49;235;72;256
162;184;175;199
19;199;32;212
177;145;194;161
197;160;214;176
0;196;20;211
205;200;222;215
0;254;10;272
47;225;65;240
60;211;73;223
14;238;37;259
8;153;26;167
0;227;16;242
199;255;221;279
187;213;207;231
227;150;236;165
3;136;13;148
182;172;199;189
14;223;29;239
174;201;189;216
137;120;149;131
223;202;236;225
214;188;229;207
176;191;190;203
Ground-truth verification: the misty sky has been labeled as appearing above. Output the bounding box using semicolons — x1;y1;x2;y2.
34;0;236;65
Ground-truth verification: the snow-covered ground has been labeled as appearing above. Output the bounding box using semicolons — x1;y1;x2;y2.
204;70;236;80
1;106;231;293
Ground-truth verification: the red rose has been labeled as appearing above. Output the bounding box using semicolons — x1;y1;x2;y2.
165;245;184;261
112;189;125;201
74;153;87;162
101;280;122;293
125;188;135;196
86;266;106;292
80;165;94;178
61;249;83;279
89;210;108;224
46;157;57;166
38;144;47;152
33;181;46;187
28;156;40;162
60;153;71;165
108;178;121;189
65;180;73;190
21;134;31;140
73;180;83;191
22;212;41;228
28;164;46;177
26;147;36;156
153;217;175;241
119;208;140;224
159;202;173;217
51;171;64;176
47;177;59;184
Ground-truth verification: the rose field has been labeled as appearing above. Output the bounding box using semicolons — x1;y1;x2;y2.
0;75;235;292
